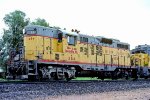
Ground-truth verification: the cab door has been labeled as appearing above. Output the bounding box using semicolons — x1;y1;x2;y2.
43;37;51;60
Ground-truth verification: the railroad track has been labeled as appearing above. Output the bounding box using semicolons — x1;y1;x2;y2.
1;78;150;100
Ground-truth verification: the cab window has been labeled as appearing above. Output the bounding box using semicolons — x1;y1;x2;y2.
67;35;76;45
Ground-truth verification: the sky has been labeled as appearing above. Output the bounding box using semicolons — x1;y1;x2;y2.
0;0;150;49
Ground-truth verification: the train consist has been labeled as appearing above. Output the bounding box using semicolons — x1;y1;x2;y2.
7;25;150;81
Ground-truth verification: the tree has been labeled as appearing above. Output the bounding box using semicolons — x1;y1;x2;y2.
0;10;30;67
0;33;9;70
3;10;29;48
3;10;30;48
31;18;49;27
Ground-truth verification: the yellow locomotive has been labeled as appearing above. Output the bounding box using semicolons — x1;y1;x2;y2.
7;25;150;80
131;45;150;78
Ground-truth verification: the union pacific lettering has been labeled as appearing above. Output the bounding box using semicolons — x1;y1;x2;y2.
65;46;78;54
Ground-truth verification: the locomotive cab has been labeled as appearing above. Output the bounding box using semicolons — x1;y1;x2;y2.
24;25;57;61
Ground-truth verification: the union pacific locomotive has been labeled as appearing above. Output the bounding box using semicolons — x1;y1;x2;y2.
7;25;150;81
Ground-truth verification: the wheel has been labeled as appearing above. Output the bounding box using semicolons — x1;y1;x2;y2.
111;72;118;80
132;69;138;81
98;71;105;81
28;75;36;81
38;70;43;81
65;73;72;82
54;73;59;80
125;71;130;80
125;75;129;80
101;78;104;81
144;76;148;79
66;77;72;82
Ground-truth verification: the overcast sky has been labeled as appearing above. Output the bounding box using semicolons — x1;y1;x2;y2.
0;0;150;49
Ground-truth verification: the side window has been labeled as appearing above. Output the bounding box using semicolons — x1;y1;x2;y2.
25;28;37;34
67;35;76;45
80;37;83;42
80;37;88;43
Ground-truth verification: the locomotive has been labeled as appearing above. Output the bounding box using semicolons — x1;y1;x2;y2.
131;45;150;78
7;25;150;81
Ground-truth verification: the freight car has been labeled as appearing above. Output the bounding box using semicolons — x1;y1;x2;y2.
6;25;150;81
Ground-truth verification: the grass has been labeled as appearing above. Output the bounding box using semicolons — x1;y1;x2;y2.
73;77;100;81
72;77;125;81
0;78;7;81
0;77;132;82
0;78;25;82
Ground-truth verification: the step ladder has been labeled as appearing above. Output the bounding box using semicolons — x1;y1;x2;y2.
28;60;37;80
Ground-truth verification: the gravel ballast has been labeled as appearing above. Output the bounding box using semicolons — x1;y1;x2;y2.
0;80;150;100
40;88;150;100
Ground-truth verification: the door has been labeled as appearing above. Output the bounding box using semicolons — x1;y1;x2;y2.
43;37;51;60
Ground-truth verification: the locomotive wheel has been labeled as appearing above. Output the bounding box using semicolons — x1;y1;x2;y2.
28;75;36;81
98;71;105;81
124;71;130;80
125;75;129;80
132;69;138;81
54;73;59;80
38;70;43;81
65;73;72;82
111;72;118;80
144;76;148;79
66;77;71;82
101;77;104;81
13;75;16;80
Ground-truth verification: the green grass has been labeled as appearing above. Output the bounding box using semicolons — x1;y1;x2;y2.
73;77;100;80
0;78;7;81
0;78;25;82
72;77;124;81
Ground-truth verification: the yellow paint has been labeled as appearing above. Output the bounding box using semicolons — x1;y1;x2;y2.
24;35;131;67
131;53;150;67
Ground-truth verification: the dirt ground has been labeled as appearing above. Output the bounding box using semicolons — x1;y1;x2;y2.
36;88;150;100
